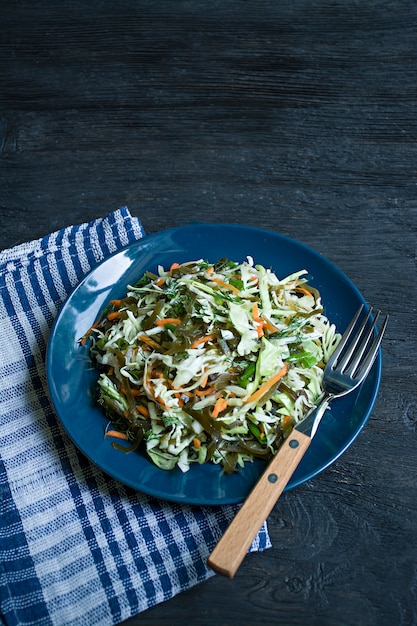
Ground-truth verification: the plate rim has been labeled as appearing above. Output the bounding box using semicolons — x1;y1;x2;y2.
46;222;382;505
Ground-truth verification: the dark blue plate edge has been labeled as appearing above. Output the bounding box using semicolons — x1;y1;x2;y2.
45;223;382;505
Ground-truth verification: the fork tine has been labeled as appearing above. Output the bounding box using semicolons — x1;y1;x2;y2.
338;308;374;372
345;309;380;376
327;305;388;383
351;312;388;384
337;307;377;375
326;305;364;369
329;305;388;385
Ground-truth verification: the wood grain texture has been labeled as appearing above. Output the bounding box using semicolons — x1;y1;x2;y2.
1;0;416;624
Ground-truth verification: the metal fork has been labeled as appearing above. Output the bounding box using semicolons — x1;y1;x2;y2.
207;305;388;578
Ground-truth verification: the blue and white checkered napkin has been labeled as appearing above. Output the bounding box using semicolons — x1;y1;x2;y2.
0;208;271;626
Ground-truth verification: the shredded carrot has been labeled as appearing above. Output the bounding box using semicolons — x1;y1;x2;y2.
107;366;114;377
195;387;216;397
171;384;192;398
105;430;129;441
129;387;141;396
175;392;184;407
252;303;261;321
212;277;241;295
138;334;161;350
199;374;209;388
155;277;165;287
155;395;170;410
251;303;278;335
146;377;168;410
252;303;265;338
155;318;182;326
211;397;228;418
136;404;149;417
107;311;122;321
257;423;266;440
169;262;180;274
110;299;122;307
190;333;216;349
193;437;201;449
263;320;279;334
206;267;214;274
80;320;100;345
252;303;264;338
243;363;289;404
255;324;263;338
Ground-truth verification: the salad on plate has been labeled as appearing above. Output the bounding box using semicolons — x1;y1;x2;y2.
81;257;340;473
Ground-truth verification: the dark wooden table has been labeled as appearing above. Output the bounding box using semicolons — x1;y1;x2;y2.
1;2;416;625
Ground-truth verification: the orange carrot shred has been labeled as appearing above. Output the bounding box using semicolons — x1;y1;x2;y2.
169;262;180;274
212;277;241;294
195;387;216;397
252;303;265;337
105;430;129;441
243;363;289;404
136;404;150;417
263;320;279;334
175;392;184;407
107;311;122;321
155;318;182;326
211;397;228;418
80;320;100;345
155;396;170;410
199;374;209;388
190;333;216;349
138;334;161;350
252;302;260;319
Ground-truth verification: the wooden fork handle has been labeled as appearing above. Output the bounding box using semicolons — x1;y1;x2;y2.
207;430;311;578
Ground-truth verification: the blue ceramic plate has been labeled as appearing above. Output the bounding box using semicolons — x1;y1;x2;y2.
46;224;382;505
